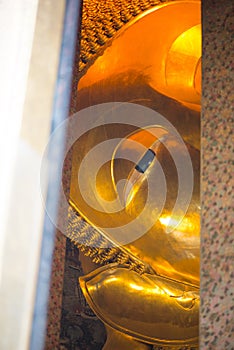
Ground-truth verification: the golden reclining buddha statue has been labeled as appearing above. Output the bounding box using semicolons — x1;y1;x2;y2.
66;0;201;349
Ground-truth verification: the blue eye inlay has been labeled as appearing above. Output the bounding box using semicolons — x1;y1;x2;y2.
135;149;155;174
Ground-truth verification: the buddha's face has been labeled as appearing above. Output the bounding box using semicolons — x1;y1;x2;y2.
70;0;201;286
70;120;200;286
68;1;201;347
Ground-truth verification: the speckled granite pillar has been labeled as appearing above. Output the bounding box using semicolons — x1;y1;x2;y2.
201;0;234;349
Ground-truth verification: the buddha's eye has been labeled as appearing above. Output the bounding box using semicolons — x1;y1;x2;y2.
111;127;168;207
135;148;155;174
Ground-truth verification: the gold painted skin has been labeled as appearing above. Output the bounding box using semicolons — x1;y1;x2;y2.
70;127;200;286
111;128;200;286
69;0;201;348
70;123;200;347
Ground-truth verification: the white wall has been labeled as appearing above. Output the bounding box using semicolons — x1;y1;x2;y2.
0;1;65;349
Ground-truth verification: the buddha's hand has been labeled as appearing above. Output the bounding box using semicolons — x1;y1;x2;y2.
80;263;199;348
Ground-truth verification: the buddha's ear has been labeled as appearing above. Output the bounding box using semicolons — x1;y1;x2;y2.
80;263;199;347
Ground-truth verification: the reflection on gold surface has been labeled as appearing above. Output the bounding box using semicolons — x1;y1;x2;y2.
69;0;201;348
164;24;201;105
159;212;200;234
